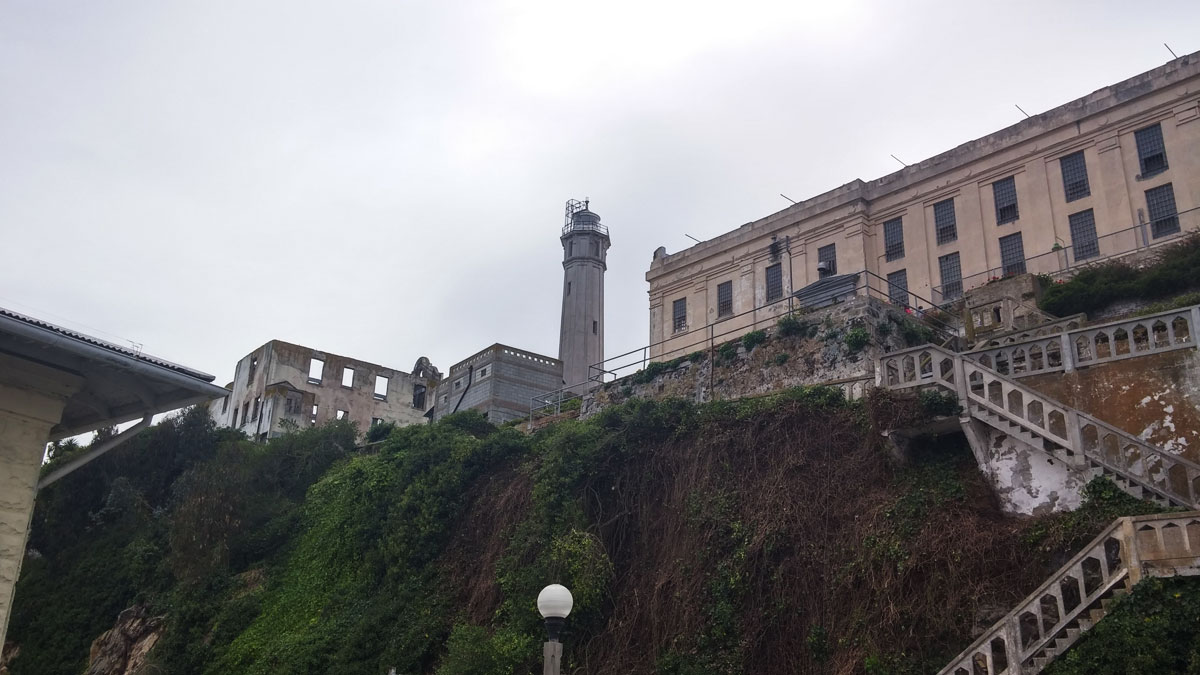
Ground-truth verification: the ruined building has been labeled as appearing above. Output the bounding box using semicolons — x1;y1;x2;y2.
647;50;1200;360
209;340;441;440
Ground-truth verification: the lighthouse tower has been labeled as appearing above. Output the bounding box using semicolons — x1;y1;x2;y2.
558;199;610;391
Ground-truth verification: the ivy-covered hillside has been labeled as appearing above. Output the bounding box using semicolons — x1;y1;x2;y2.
6;389;1189;674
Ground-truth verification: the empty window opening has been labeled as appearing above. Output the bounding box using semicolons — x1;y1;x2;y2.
1060;151;1090;202
939;252;963;301
765;263;783;301
371;417;383;426
221;396;229;413
336;409;348;420
993;176;1019;224
247;356;258;383
311;404;318;426
440;394;448;405
1146;183;1179;238
308;358;324;384
567;281;571;295
591;241;599;256
569;241;574;256
241;402;250;426
883;217;904;261
999;232;1027;276
672;298;687;332
285;394;302;414
1135;123;1168;178
934;198;957;245
592;320;598;335
374;375;389;400
717;281;733;318
1068;209;1099;260
341;367;355;388
453;379;463;390
887;269;909;307
476;366;489;380
817;244;837;277
231;408;239;427
252;395;261;421
412;384;427;409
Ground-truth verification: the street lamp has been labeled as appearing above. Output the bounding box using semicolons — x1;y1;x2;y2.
537;584;573;675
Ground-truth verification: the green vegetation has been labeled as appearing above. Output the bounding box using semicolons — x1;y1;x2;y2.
716;340;739;363
844;326;871;352
1044;576;1200;675
1039;234;1200;317
740;329;767;351
7;391;1168;675
772;353;790;366
776;313;818;339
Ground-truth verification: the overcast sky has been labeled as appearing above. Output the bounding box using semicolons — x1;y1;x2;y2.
2;0;1198;388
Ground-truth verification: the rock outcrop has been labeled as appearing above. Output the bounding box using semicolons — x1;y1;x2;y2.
83;605;165;675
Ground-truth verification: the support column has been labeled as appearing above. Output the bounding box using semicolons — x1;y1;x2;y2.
0;355;81;646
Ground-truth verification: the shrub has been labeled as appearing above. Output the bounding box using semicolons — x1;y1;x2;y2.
918;390;962;418
844;327;870;352
716;341;739;363
741;330;768;352
1039;234;1200;317
898;319;935;347
777;314;815;338
773;353;790;366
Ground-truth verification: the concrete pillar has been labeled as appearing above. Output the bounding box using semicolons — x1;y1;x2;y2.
0;355;81;646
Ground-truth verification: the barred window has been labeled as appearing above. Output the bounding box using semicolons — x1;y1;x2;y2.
993;176;1019;224
1135;123;1168;178
1146;183;1179;238
883;217;904;261
999;232;1026;276
1068;209;1099;261
672;298;687;332
818;244;837;275
933;198;957;245
765;263;783;302
717;281;733;317
886;269;908;307
938;252;963;301
1060;151;1090;202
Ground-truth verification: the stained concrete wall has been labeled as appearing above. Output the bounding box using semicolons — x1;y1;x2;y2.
433;344;564;423
961;418;1086;516
1023;348;1200;464
0;355;80;644
210;341;439;439
648;52;1200;359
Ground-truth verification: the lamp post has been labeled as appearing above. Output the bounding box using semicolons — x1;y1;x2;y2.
537;584;573;675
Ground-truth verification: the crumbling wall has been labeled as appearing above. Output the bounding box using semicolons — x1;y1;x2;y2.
583;297;922;415
961;419;1087;515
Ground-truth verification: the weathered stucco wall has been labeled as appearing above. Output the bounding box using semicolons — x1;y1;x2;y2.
1023;348;1200;464
962;419;1087;516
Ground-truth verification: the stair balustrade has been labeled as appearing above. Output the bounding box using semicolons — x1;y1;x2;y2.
967;305;1199;378
939;511;1200;674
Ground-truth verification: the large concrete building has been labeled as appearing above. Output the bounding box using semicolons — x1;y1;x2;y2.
647;51;1200;360
559;199;610;390
209;340;441;439
430;343;563;423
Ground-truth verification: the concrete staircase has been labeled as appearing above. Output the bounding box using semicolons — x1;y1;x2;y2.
879;327;1200;510
876;304;1200;672
933;512;1200;674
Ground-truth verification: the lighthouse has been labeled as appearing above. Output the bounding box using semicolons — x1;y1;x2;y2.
558;199;610;391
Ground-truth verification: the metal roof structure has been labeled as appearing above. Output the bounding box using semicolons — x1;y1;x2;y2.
0;306;228;440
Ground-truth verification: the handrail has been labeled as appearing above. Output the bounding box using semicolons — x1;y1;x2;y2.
936;517;1127;675
967;313;1087;352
